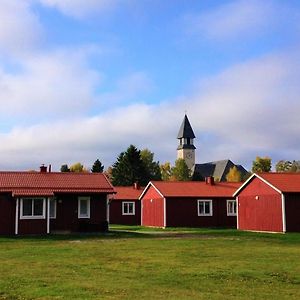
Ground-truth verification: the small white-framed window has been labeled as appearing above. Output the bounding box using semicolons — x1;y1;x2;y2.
78;197;90;219
20;198;46;219
122;202;135;215
197;200;213;216
227;200;237;216
50;198;57;219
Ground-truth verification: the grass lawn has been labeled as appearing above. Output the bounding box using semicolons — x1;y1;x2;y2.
0;227;299;299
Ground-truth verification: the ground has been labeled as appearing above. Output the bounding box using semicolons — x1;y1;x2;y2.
0;226;299;299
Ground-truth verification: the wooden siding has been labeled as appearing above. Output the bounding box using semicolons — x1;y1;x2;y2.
19;219;47;235
285;193;300;232
0;194;15;235
109;200;141;225
141;186;164;227
238;177;283;232
50;194;108;232
166;197;236;228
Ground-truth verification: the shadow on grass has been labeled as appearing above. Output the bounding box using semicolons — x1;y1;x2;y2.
0;226;300;244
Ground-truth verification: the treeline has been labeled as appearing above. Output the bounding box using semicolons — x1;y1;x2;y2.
60;148;300;186
60;144;192;186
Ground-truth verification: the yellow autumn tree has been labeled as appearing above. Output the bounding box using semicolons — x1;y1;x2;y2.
226;166;241;182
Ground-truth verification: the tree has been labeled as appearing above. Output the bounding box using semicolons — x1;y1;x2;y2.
91;159;104;173
170;158;191;181
226;166;242;182
160;162;172;181
140;149;161;181
104;166;113;181
69;162;87;172
276;160;300;172
252;156;271;173
60;164;70;172
111;145;148;186
290;161;300;172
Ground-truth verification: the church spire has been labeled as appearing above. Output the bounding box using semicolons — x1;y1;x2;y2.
177;114;196;170
177;114;196;139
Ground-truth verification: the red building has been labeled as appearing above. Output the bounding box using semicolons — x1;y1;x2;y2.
0;167;114;235
140;178;241;228
109;184;143;225
234;173;300;233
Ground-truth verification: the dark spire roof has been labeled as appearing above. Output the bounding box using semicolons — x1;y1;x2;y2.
177;114;196;139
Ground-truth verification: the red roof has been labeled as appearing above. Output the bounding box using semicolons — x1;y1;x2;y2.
142;181;241;198
257;173;300;193
113;186;144;200
0;172;114;197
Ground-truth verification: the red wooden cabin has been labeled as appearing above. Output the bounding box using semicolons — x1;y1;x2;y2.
140;178;241;228
0;167;114;235
109;184;143;225
234;173;300;233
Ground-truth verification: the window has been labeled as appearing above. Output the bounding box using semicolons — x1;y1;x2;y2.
227;200;237;216
50;198;56;219
122;202;135;215
198;200;213;216
20;198;46;219
78;197;90;219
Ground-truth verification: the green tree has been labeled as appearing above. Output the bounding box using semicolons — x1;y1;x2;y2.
226;166;242;182
69;162;87;172
171;158;191;181
111;145;148;186
290;161;300;172
252;156;271;173
91;159;104;173
140;149;161;181
160;162;172;181
276;160;300;172
60;164;70;172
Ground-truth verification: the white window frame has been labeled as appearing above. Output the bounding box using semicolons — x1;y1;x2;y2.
197;199;213;216
122;201;135;215
227;199;237;216
20;198;46;219
50;198;57;219
78;197;90;219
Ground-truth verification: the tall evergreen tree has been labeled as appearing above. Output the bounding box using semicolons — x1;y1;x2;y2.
60;164;70;172
91;159;104;173
111;145;148;186
140;149;161;181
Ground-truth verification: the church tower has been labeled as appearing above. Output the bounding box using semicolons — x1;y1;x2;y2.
177;114;196;170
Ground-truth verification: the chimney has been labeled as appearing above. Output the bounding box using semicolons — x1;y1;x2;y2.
133;182;140;190
205;176;214;185
48;164;52;173
40;164;47;173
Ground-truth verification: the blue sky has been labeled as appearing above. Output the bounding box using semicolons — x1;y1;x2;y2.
0;0;300;171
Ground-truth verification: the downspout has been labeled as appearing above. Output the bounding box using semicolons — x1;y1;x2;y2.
106;195;110;224
47;198;50;234
15;198;19;235
281;193;286;233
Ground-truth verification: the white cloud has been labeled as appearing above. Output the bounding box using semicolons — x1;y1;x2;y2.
0;0;298;171
185;0;280;41
0;47;102;121
38;0;120;18
0;0;42;55
1;49;300;171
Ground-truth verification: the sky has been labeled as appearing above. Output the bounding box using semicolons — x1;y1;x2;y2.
0;0;300;171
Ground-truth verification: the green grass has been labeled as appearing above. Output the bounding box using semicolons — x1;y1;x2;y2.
0;227;299;299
